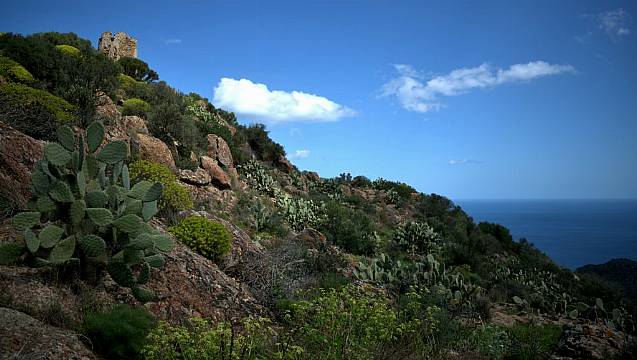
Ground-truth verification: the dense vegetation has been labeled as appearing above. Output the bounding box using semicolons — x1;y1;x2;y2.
0;31;634;360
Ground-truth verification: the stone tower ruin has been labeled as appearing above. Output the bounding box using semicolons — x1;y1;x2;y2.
98;31;137;60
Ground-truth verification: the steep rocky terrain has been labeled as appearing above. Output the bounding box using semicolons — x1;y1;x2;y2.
0;31;635;359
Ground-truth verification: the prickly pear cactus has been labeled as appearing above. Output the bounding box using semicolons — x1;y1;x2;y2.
0;122;173;302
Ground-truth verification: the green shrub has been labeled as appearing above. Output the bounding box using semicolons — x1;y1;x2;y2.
240;123;285;163
84;304;155;360
467;324;510;360
0;82;76;139
318;201;379;255
0;82;76;122
0;55;33;82
55;44;80;57
117;57;158;82
506;324;562;360
122;98;150;118
286;285;402;359
129;160;193;212
143;317;300;360
169;216;231;261
0;33;120;126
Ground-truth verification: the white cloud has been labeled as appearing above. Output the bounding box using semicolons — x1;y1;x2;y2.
212;78;356;123
598;9;631;38
289;149;310;159
162;38;182;44
449;159;482;166
381;61;575;113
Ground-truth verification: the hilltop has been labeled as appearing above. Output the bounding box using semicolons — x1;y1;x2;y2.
0;31;635;359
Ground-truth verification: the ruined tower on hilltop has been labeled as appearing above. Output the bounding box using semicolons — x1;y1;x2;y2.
98;31;137;60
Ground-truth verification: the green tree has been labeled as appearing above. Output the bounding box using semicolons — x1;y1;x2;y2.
117;57;159;82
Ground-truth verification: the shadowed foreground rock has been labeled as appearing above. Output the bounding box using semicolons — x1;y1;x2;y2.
0;307;95;360
0;121;43;209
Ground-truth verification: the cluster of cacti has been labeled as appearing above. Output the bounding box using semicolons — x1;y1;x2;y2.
275;192;325;231
394;221;441;256
185;97;217;124
0;123;172;302
307;176;342;199
239;160;278;195
354;253;480;307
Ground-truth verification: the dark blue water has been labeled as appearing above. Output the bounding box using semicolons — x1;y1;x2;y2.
455;199;637;270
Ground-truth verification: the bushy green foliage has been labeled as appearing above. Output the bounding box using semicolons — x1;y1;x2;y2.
0;82;76;121
117;57;158;82
55;44;80;57
169;216;231;261
318;201;379;255
0;32;120;126
241;123;286;162
129;160;193;212
372;177;415;203
1;124;172;301
506;324;562;360
394;221;441;255
0;82;76;139
467;324;510;359
122;98;150;118
31;31;93;52
0;54;33;82
143;316;301;360
84;304;155;360
285;285;406;359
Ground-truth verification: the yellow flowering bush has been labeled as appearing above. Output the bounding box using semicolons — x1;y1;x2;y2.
128;160;193;211
169;216;231;261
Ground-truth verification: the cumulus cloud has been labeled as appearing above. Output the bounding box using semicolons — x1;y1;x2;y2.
289;149;310;159
449;159;482;166
381;61;575;113
598;9;631;38
212;78;356;123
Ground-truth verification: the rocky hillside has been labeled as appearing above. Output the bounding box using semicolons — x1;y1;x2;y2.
0;31;635;360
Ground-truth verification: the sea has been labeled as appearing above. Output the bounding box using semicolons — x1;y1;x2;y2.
455;199;637;270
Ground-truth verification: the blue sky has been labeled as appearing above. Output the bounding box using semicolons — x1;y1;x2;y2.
3;0;637;199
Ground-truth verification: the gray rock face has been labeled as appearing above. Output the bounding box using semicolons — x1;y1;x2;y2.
0;307;96;359
98;31;137;60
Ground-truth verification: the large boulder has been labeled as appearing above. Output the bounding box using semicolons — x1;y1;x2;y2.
133;133;177;171
201;155;231;189
552;322;634;360
0;122;44;209
95;92;119;122
105;115;148;144
139;240;268;324
0;307;96;359
206;134;233;168
179;168;211;186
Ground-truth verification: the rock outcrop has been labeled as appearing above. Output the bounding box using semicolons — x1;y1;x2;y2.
552;322;634;359
179;168;211;186
0;122;44;209
201;155;231;189
0;307;95;360
206;134;234;168
133;133;177;171
98;31;137;60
